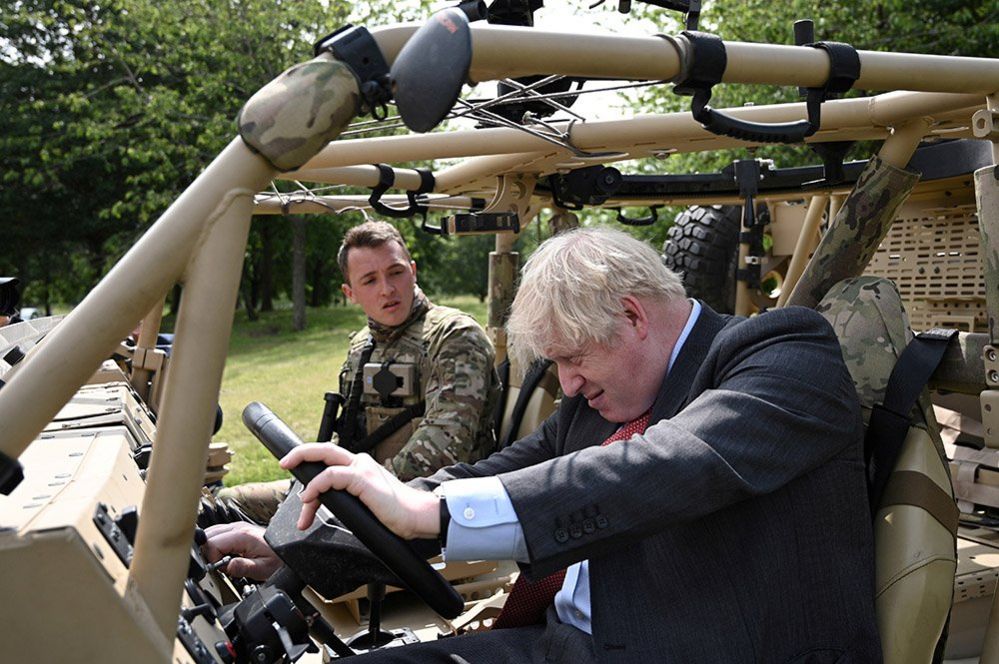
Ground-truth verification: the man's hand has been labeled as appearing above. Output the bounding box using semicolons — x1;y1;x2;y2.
279;443;439;540
202;521;283;581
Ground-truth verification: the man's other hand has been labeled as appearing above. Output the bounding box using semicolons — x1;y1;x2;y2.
202;521;282;581
280;443;439;540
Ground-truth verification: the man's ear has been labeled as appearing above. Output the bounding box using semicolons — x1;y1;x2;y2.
341;282;355;304
410;260;417;281
621;295;650;339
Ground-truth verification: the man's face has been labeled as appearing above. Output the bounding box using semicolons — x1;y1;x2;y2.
548;317;657;424
341;241;417;327
0;314;9;328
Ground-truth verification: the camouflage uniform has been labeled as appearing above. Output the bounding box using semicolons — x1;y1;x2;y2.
217;292;500;524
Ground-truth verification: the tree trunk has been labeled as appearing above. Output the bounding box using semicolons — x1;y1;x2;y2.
259;224;274;312
292;216;307;331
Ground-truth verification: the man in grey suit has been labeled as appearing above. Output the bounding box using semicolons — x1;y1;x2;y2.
207;227;881;662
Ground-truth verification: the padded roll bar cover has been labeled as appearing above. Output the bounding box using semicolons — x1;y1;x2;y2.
238;53;361;171
817;276;955;664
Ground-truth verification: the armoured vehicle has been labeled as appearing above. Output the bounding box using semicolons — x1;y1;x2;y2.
3;0;999;661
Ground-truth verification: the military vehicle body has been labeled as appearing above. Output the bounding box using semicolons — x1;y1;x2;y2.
2;1;999;661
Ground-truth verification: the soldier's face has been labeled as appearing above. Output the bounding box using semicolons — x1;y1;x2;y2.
342;242;418;327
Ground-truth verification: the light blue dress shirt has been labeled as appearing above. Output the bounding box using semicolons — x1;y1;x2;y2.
441;300;702;634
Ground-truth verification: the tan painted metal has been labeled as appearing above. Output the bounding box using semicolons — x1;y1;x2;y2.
369;25;999;93
828;194;846;227
131;299;165;401
284;165;431;190
777;195;829;308
130;185;259;637
879;118;934;168
298;92;983;177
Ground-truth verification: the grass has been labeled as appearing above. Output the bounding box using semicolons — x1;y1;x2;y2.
213;296;488;486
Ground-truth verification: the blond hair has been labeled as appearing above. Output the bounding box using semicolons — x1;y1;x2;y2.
507;227;685;364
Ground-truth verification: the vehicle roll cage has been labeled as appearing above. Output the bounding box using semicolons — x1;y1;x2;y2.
1;10;998;650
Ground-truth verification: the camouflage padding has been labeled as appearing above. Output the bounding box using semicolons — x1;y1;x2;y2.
787;156;921;310
343;303;500;482
216;477;292;526
238;53;360;172
816;276;946;461
975;166;999;343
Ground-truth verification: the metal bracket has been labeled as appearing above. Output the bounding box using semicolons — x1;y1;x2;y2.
972;109;999;141
132;347;167;373
483;174;537;220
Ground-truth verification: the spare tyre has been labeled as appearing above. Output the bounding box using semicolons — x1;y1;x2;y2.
661;205;741;314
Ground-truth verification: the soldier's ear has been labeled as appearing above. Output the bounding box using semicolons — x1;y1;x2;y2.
410;261;417;280
342;283;355;303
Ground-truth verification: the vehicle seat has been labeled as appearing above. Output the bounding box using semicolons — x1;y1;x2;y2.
496;356;559;448
816;276;958;664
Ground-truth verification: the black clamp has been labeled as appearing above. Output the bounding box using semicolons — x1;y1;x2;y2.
314;25;393;119
670;31;860;144
368;164;436;220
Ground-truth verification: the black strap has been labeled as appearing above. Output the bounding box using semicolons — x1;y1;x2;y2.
865;328;958;513
369;164;436;219
339;338;377;448
492;358;511;439
671;32;860;144
501;359;554;449
350;402;426;455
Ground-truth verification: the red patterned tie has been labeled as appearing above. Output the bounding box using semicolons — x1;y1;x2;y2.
492;412;651;630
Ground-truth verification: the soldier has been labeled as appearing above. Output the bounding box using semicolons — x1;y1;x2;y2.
216;221;500;524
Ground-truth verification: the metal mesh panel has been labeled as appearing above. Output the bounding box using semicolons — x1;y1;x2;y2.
866;202;985;332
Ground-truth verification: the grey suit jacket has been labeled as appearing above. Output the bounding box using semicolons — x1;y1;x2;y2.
418;304;882;663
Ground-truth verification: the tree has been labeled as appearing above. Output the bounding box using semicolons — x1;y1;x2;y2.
0;0;350;306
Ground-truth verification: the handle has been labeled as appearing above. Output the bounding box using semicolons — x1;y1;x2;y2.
693;91;814;144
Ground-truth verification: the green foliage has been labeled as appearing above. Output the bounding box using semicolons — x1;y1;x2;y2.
1;0;348;304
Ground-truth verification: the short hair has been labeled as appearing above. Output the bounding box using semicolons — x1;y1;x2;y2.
337;221;411;283
506;227;686;365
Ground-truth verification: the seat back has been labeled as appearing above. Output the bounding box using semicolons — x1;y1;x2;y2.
817;277;957;664
497;357;559;447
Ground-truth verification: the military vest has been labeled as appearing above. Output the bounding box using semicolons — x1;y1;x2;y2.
337;304;497;468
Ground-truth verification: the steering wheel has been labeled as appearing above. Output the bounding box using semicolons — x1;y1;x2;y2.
241;402;464;619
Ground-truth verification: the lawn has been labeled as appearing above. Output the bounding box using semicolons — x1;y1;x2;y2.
214;295;488;486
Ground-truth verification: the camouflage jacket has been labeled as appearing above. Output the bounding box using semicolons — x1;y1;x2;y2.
339;302;499;481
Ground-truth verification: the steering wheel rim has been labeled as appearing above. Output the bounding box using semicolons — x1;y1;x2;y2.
242;401;464;619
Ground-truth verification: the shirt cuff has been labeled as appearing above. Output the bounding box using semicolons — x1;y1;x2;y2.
440;476;528;563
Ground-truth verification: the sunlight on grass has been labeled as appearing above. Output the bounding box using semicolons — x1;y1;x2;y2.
217;296;488;486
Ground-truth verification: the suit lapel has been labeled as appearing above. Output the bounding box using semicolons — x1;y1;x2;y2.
649;302;729;421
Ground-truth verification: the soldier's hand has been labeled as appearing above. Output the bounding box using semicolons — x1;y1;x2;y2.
202;522;282;581
280;443;439;540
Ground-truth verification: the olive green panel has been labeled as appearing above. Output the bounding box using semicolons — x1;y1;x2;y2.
874;427;957;664
817;277;955;664
238;53;360;172
787;157;921;310
487;251;519;331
